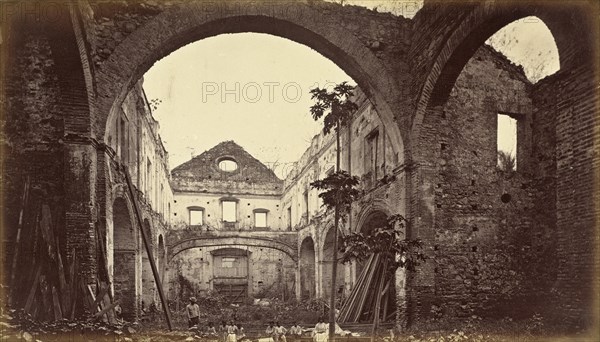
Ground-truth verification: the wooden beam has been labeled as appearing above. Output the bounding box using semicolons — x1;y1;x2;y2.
9;176;30;303
51;286;63;320
24;265;42;314
123;168;173;330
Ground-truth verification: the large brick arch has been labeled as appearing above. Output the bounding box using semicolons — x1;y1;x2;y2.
167;236;297;262
94;1;405;158
410;1;596;140
407;0;599;330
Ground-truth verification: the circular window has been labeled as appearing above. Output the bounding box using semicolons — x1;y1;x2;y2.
218;158;238;172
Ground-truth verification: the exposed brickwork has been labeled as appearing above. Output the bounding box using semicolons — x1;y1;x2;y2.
86;0;406;152
406;1;598;332
412;44;560;322
1;0;598;334
171;141;283;195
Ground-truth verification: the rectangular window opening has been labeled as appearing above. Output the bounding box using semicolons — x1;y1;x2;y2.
497;114;518;171
365;129;379;180
254;212;267;228
222;201;237;222
304;191;309;221
189;209;204;226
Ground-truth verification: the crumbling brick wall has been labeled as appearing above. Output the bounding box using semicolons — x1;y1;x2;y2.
0;23;66;284
1;0;597;331
417;44;558;321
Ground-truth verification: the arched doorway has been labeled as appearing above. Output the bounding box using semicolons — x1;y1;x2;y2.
350;210;397;323
141;219;155;309
300;237;316;299
322;228;345;300
112;197;138;319
355;211;388;278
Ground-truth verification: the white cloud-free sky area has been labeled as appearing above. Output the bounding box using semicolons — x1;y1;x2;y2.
142;5;559;177
143;33;352;176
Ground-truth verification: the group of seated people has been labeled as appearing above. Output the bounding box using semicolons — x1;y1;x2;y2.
265;318;333;342
186;297;342;342
264;321;303;342
189;320;247;341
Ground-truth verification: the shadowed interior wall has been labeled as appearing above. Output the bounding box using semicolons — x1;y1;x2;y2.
113;197;138;319
300;237;316;299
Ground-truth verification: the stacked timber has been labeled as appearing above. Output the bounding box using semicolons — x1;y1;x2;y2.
338;254;396;324
8;177;118;323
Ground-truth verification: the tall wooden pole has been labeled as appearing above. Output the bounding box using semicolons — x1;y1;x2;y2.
123;168;173;330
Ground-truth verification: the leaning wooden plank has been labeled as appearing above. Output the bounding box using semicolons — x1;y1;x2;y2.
352;255;377;322
340;253;374;322
102;291;116;324
9;176;30;303
371;258;389;336
69;249;77;291
51;286;63;320
40;276;52;320
24;265;43;314
39;205;56;260
94;300;120;321
56;238;70;313
69;251;78;319
123;169;173;330
95;222;110;283
93;283;109;310
358;254;381;322
81;282;97;313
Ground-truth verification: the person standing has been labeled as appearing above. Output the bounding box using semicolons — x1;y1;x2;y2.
186;297;200;328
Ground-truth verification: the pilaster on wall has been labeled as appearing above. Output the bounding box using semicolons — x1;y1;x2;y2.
63;139;98;284
48;2;98;285
406;159;437;324
551;63;599;330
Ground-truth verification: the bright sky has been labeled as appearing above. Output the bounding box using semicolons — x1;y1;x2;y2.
143;3;558;177
143;33;352;175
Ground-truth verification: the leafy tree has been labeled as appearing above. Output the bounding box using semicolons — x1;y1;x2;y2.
340;215;426;338
308;82;358;341
310;171;360;213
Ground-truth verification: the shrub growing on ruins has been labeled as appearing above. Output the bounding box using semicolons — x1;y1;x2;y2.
340;214;426;273
497;151;516;173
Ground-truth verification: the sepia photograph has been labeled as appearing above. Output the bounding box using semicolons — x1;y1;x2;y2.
0;0;598;341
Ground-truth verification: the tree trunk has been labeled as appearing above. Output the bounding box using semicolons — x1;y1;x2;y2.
329;123;342;342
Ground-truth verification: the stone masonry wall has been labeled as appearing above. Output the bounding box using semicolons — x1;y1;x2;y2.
1;23;66;284
421;44;558;321
167;245;295;301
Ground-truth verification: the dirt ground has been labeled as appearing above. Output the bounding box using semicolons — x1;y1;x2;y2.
1;295;596;342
